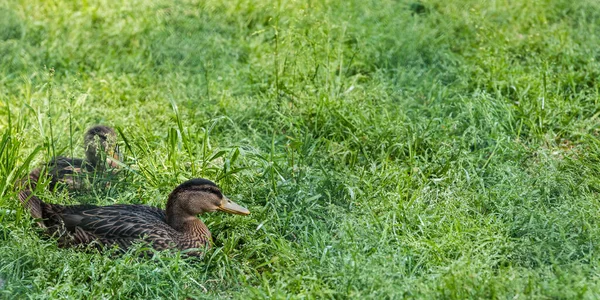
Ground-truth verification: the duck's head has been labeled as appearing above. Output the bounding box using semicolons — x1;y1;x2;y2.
166;178;250;220
84;125;121;168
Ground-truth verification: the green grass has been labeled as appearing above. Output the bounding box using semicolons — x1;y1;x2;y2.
2;0;600;298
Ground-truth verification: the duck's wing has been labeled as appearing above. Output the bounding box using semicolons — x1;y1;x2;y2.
44;157;89;190
58;204;177;250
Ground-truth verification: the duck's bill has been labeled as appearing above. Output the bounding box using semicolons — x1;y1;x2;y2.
105;146;123;168
218;197;251;215
113;145;124;162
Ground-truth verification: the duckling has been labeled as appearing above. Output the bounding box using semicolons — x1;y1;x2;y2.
31;178;250;256
18;125;121;220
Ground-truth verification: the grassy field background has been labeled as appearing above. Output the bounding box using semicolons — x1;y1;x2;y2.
2;0;600;298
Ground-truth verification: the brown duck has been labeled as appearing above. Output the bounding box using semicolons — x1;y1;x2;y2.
45;125;121;190
18;125;121;219
24;178;250;256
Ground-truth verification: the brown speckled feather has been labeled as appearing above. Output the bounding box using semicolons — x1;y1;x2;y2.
45;204;211;255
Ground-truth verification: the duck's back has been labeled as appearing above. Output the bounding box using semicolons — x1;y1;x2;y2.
46;157;98;190
47;204;195;252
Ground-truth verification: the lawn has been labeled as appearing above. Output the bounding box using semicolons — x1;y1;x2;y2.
2;0;600;298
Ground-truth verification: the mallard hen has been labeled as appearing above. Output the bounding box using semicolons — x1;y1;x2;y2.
45;125;121;190
28;178;250;256
18;125;121;220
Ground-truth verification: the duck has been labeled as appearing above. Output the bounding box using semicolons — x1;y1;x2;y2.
18;125;121;220
45;125;121;190
27;178;250;256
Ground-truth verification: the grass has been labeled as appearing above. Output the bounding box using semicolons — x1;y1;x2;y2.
1;0;600;298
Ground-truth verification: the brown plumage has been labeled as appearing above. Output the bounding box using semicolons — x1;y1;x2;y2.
18;125;121;221
24;178;250;256
46;125;121;190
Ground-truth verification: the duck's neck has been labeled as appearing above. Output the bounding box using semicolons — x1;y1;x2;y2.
166;208;212;242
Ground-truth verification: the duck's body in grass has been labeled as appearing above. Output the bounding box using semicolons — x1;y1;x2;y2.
18;125;121;220
45;125;121;190
24;178;250;256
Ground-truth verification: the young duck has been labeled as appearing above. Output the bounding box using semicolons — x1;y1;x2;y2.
31;178;250;256
46;125;121;190
18;125;121;220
